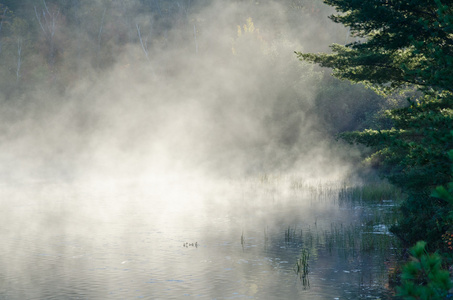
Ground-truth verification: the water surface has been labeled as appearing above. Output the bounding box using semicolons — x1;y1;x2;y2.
0;177;398;299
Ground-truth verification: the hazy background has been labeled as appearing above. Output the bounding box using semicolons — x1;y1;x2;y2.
0;0;392;184
0;3;401;298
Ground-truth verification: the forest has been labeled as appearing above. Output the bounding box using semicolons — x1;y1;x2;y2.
0;0;452;298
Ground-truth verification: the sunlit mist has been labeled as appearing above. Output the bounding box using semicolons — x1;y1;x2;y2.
0;1;397;299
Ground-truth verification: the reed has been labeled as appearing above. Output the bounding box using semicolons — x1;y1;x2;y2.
339;180;405;203
264;227;269;244
285;226;297;243
254;173;403;290
294;248;310;288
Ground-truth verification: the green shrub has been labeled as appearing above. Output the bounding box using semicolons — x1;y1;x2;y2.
397;241;452;299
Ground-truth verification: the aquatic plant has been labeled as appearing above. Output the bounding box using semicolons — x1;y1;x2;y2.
256;175;403;290
339;180;405;204
285;226;298;243
183;242;198;248
294;248;310;288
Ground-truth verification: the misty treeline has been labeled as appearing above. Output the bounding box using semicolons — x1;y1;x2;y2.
0;0;390;129
0;0;401;182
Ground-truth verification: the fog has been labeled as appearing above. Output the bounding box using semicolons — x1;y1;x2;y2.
0;2;385;298
0;0;356;185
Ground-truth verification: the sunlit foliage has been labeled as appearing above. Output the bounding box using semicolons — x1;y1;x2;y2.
297;0;453;249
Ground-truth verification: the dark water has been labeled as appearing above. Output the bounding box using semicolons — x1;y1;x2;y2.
0;177;398;299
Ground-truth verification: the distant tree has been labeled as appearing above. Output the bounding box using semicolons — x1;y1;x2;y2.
10;17;28;83
33;0;61;70
0;4;35;94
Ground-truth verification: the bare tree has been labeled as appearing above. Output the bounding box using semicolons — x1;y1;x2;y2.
98;8;106;52
136;23;149;61
34;0;60;69
136;22;156;76
9;16;27;85
16;37;22;83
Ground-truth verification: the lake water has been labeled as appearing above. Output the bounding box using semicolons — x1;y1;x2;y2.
0;176;399;299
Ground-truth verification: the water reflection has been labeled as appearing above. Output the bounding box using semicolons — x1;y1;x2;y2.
0;177;398;299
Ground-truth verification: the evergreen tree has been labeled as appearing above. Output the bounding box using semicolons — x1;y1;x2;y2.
297;0;453;94
296;0;453;249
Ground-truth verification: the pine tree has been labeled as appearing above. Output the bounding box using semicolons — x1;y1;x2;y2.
296;0;453;249
296;0;453;94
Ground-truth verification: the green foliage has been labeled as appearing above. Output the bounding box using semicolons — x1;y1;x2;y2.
296;0;453;95
397;241;452;299
431;150;453;206
341;102;453;191
391;193;450;249
430;150;453;243
346;128;452;249
297;0;453;249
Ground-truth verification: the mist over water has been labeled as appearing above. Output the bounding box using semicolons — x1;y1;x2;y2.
0;0;352;184
0;1;396;299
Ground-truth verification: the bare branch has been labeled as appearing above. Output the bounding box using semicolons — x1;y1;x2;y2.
16;38;22;83
136;22;149;61
43;0;50;15
98;8;106;51
50;10;59;38
34;6;46;34
136;22;156;76
34;2;59;69
42;10;49;26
